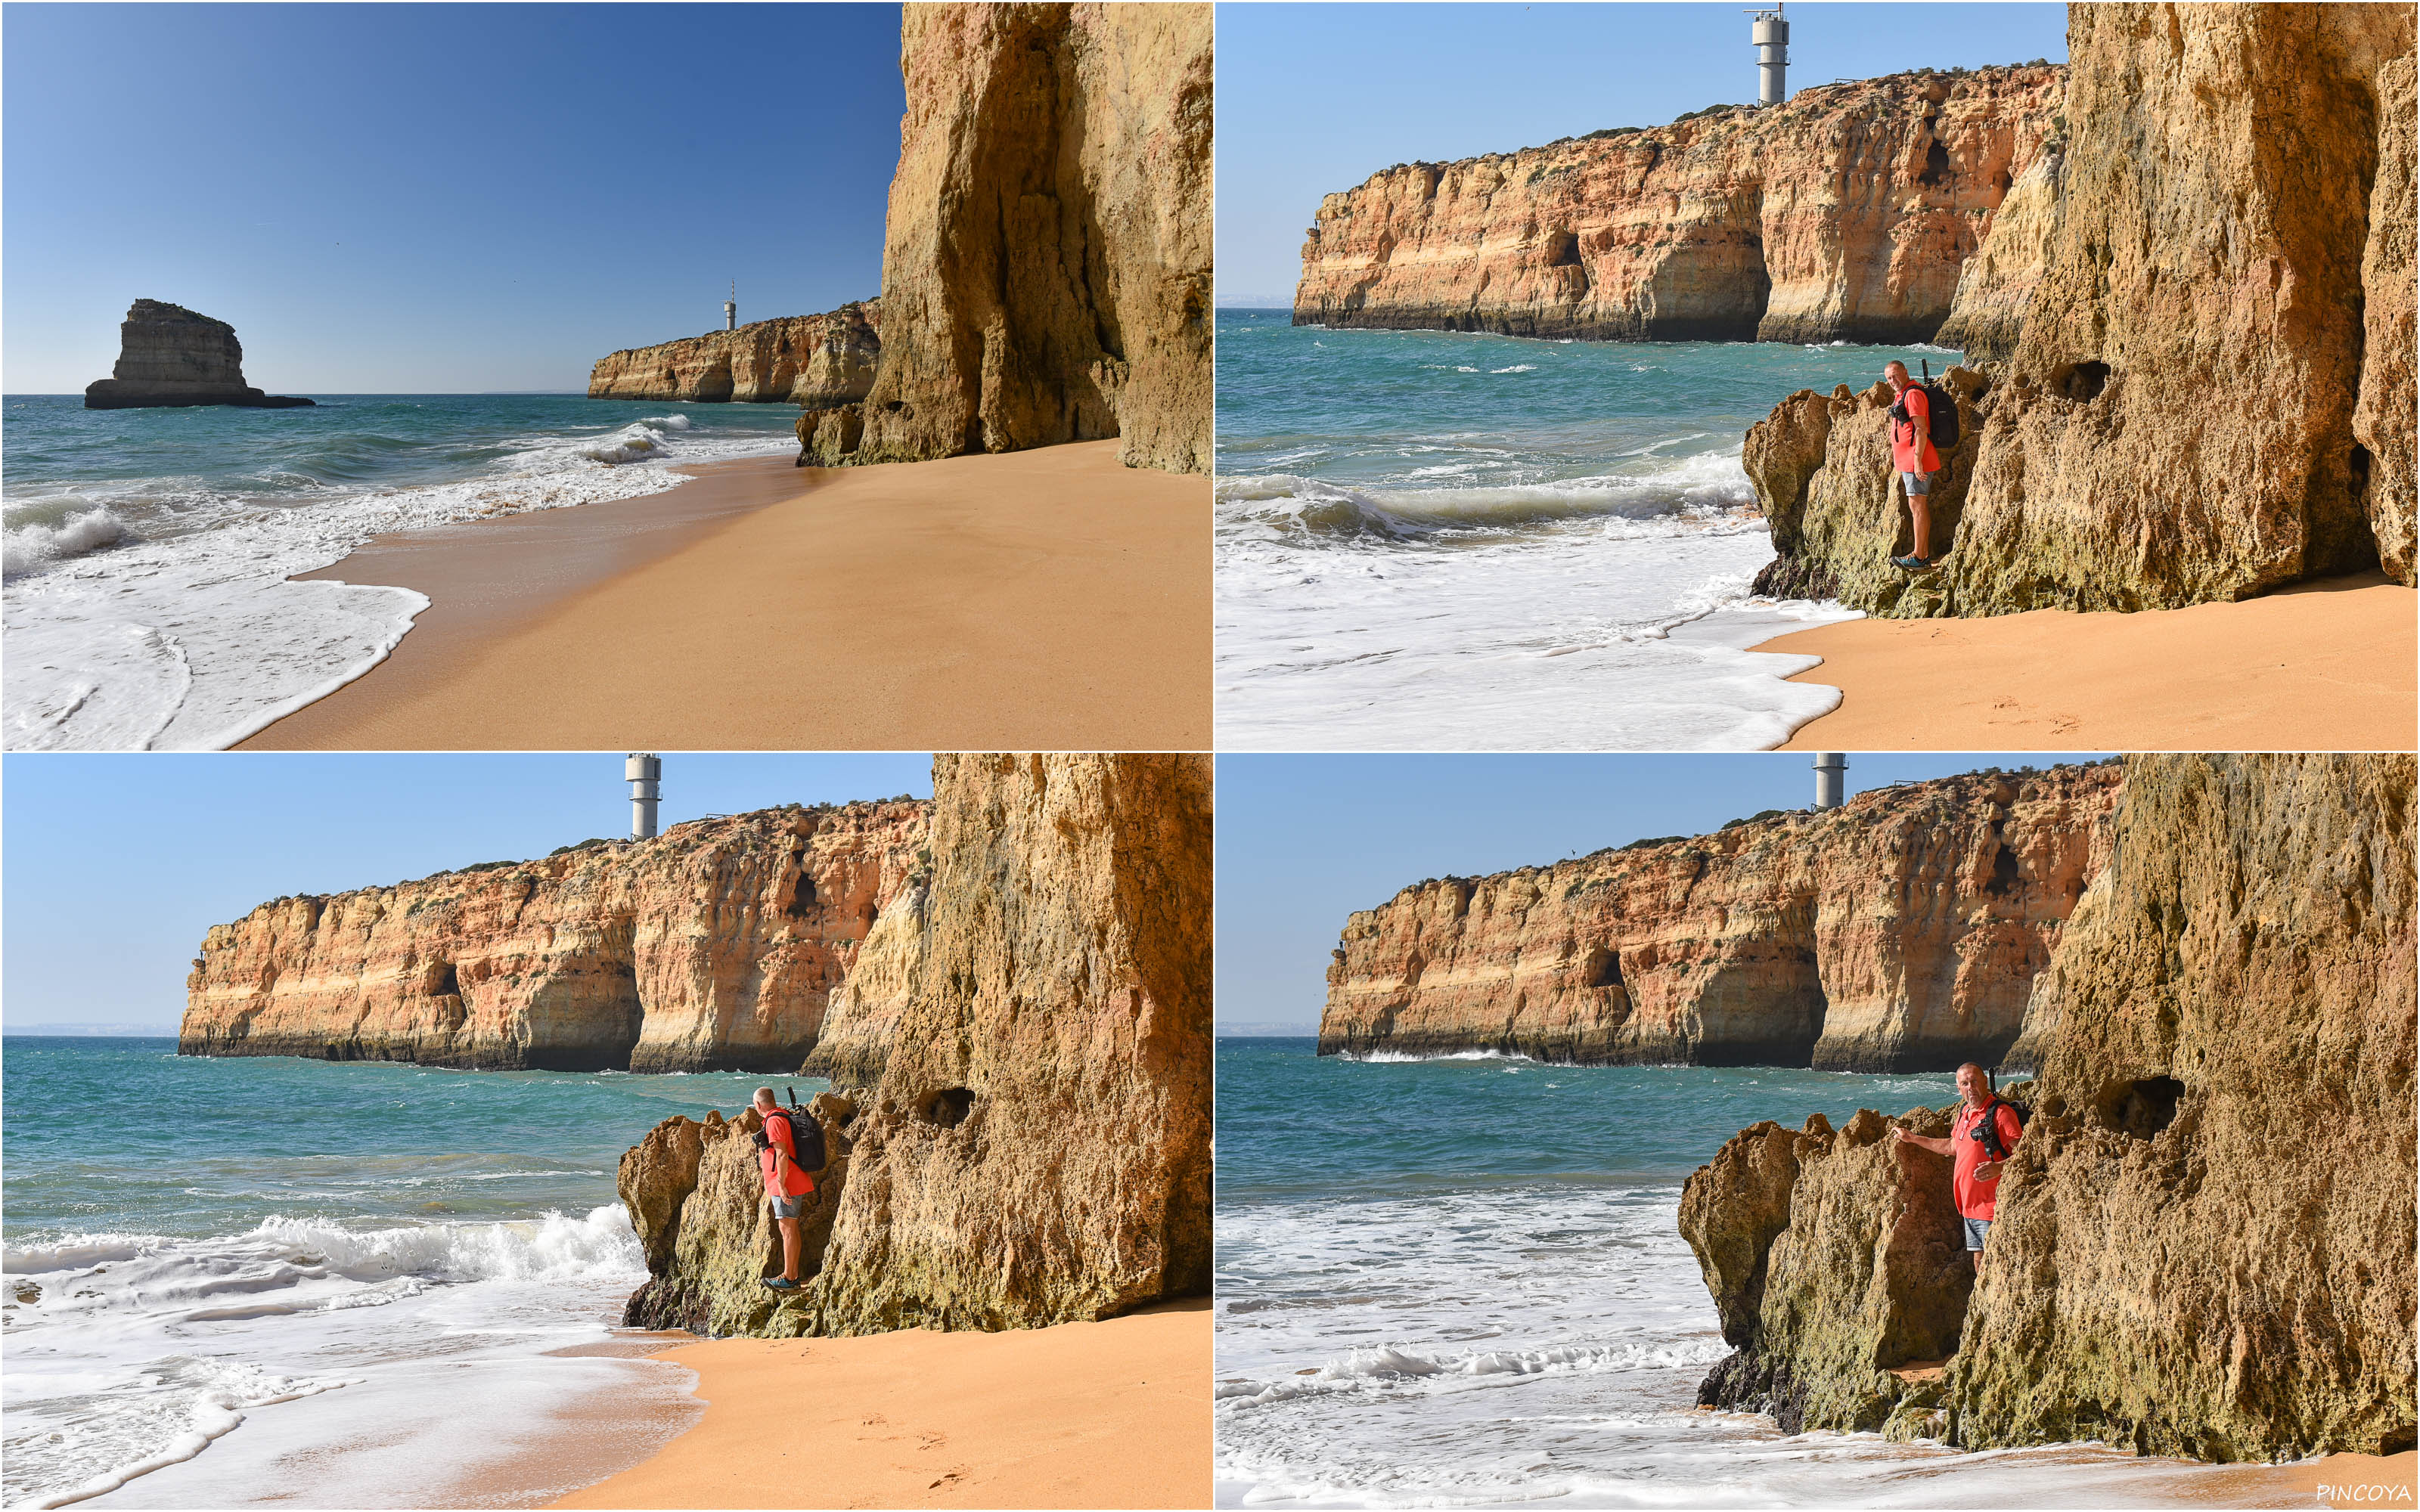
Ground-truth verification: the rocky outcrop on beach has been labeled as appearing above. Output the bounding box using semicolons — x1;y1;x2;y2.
1292;65;2061;344
618;752;1214;1337
808;2;1212;474
1746;5;2419;615
84;300;314;410
179;801;929;1072
588;303;880;406
1317;762;2118;1072
1684;753;2417;1461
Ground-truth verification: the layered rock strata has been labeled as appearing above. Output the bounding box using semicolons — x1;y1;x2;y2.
84;300;313;409
619;752;1214;1337
1293;66;2061;344
806;2;1212;473
1685;754;2417;1461
1746;5;2418;614
588;303;881;406
180;801;929;1073
1317;762;2118;1072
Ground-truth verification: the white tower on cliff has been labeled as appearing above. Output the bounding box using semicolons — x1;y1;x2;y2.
1814;752;1847;810
1748;4;1789;108
626;753;662;839
724;280;737;331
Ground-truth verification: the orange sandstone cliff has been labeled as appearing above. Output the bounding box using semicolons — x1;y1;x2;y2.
587;304;881;407
802;2;1212;473
1293;66;2062;345
1318;762;2118;1072
1682;753;2416;1461
617;753;1212;1337
1746;5;2417;615
179;801;928;1073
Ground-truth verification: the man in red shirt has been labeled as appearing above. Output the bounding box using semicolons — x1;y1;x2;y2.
1883;359;1942;573
1891;1061;2022;1272
752;1086;816;1291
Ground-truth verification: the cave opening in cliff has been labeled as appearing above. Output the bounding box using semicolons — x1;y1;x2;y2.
1544;231;1583;268
2052;360;2110;401
918;1087;976;1128
1580;945;1624;987
1917;138;1953;187
786;870;818;916
2097;1074;2186;1138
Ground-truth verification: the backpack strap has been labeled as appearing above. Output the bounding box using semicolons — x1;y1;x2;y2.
1978;1098;2014;1160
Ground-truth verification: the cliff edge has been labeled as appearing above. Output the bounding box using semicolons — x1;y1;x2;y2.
1746;5;2418;615
1683;754;2416;1461
619;753;1213;1337
84;300;314;410
588;303;880;406
1318;762;2118;1072
1293;65;2061;345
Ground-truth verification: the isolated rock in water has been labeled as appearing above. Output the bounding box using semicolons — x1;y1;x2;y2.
1685;754;2417;1461
1295;65;2061;345
180;800;929;1072
844;3;1212;473
1748;5;2418;613
1319;762;2119;1071
620;754;1214;1337
588;302;881;405
84;300;314;409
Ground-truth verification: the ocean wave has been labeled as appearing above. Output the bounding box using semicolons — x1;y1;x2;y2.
1215;454;1756;542
1217;1337;1733;1411
14;1357;356;1510
2;505;129;575
1340;1048;1537;1064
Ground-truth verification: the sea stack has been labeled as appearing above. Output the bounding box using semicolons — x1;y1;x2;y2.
83;299;314;410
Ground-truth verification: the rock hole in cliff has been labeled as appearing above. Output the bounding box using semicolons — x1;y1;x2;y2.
2097;1075;2185;1139
786;872;818;916
1543;231;1582;268
1985;844;2021;897
2350;442;2373;503
2052;361;2111;401
1579;946;1624;988
1918;139;1952;187
432;962;459;997
918;1088;976;1129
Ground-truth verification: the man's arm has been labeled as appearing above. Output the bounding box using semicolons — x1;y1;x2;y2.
1891;1124;1953;1157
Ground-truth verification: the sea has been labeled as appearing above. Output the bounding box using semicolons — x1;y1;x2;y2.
1;395;803;752
2;1036;818;1509
1213;310;1963;751
1213;1038;2281;1507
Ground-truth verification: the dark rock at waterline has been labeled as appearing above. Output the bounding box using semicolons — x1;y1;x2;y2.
82;299;315;409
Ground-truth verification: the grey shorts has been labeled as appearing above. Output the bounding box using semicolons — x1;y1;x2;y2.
1902;469;1935;497
1962;1216;1990;1251
770;1193;808;1220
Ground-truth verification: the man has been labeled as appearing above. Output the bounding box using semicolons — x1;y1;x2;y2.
1883;359;1941;573
752;1086;815;1290
1890;1061;2022;1272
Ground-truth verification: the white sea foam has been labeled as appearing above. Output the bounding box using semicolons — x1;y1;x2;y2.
1213;450;1862;751
2;1207;679;1509
2;417;798;751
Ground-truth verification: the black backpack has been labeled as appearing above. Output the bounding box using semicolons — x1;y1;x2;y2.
758;1090;828;1173
1967;1095;2031;1160
1910;359;1960;452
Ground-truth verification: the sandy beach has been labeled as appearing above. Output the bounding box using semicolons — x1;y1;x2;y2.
1761;573;2417;751
239;441;1208;751
553;1300;1208;1511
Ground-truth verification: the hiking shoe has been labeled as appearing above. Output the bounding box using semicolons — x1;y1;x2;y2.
763;1276;801;1291
1891;554;1934;572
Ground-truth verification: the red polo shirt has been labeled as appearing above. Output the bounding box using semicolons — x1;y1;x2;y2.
1951;1100;2023;1220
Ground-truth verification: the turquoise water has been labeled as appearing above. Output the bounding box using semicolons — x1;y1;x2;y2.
3;1037;818;1508
1212;311;1955;751
2;394;802;751
1213;1038;2247;1507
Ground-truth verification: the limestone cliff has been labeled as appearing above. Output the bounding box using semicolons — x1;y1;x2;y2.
1318;762;2118;1073
1684;754;2417;1461
179;801;928;1073
1293;66;2061;344
803;3;1212;473
1747;5;2418;614
588;303;880;406
618;752;1213;1337
84;300;313;410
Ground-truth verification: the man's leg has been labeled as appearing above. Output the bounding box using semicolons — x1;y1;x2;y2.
779;1215;802;1281
1910;490;1933;560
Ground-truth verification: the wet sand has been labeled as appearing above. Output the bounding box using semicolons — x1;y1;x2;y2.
551;1300;1209;1511
240;442;1209;751
1762;574;2416;751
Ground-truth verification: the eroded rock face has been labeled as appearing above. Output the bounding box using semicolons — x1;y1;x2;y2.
84;300;313;410
1684;754;2417;1461
180;801;928;1072
588;303;880;406
1749;6;2419;612
1294;67;2060;344
1319;763;2118;1072
620;753;1213;1337
832;2;1211;474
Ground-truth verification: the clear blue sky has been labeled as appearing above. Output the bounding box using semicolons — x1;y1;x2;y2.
1215;2;2070;304
2;752;934;1029
1215;751;2111;1032
3;3;904;393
